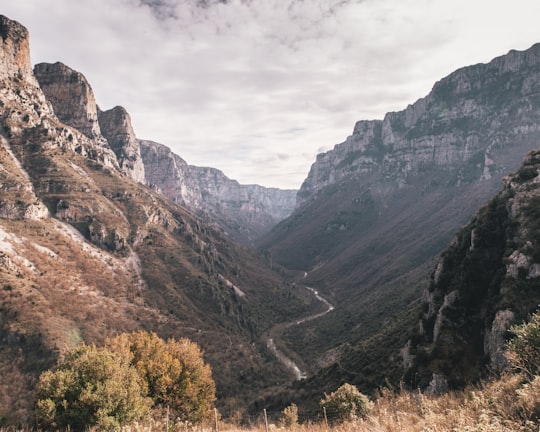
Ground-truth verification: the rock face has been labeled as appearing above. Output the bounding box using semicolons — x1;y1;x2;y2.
34;62;146;183
98;106;145;184
299;43;540;204
140;139;296;244
33;62;291;232
405;150;540;389
34;62;103;141
0;15;35;84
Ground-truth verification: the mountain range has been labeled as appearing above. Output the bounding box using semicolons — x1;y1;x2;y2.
1;12;540;425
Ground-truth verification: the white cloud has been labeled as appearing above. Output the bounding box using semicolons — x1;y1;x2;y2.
3;0;540;188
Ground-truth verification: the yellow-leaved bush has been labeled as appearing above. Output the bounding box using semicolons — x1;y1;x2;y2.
35;331;215;431
106;331;216;423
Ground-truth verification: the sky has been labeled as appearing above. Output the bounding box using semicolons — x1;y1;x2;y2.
3;1;540;189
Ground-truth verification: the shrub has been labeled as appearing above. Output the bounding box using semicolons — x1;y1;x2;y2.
35;344;150;431
320;383;370;423
107;331;216;423
507;307;540;379
279;403;298;427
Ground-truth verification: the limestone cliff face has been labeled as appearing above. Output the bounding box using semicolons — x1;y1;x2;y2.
98;106;145;184
0;16;119;221
0;15;35;84
405;149;540;391
33;62;104;141
31;60;292;239
140;139;297;244
298;43;540;204
33;62;145;183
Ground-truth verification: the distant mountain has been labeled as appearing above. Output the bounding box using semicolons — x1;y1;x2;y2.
258;42;540;391
404;149;540;392
0;15;313;423
140;140;296;245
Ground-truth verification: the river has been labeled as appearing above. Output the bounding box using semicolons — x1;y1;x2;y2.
265;284;334;380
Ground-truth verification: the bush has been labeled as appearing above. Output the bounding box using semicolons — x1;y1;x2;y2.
35;344;150;431
279;403;298;427
320;383;370;423
507;307;540;379
106;331;216;423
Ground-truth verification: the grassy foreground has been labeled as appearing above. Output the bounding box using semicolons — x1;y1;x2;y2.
8;372;533;432
222;377;539;432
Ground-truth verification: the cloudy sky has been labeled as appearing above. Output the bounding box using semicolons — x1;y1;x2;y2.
3;1;540;189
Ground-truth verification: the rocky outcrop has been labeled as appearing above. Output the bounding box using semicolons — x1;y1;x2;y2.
0;15;35;84
298;43;540;204
405;150;540;389
33;62;147;182
33;62;104;141
140;139;296;244
98;106;145;183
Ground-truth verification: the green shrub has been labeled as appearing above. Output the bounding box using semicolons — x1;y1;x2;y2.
320;383;370;423
106;331;216;423
507;307;540;379
35;344;150;431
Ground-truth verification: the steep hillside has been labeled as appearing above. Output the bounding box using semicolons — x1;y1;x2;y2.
0;15;314;423
404;149;540;391
258;43;540;382
140;139;296;245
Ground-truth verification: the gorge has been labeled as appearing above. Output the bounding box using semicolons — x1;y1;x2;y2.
1;12;540;426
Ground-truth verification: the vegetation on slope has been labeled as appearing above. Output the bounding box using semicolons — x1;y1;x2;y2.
7;308;537;430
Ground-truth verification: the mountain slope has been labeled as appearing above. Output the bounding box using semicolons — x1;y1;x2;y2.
0;15;313;423
404;149;540;391
258;43;540;380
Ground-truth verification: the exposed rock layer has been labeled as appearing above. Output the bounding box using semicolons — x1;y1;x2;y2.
299;43;540;203
34;62;103;140
99;106;145;183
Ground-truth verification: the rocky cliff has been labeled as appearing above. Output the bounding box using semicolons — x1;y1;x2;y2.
33;62;104;141
32;60;292;239
299;43;540;203
33;62;146;183
404;149;540;392
0;15;34;84
99;106;146;184
140;139;297;244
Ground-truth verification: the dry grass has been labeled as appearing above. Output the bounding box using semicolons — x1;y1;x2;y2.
212;375;539;432
10;373;529;432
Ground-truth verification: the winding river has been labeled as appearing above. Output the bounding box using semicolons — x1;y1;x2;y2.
265;284;334;380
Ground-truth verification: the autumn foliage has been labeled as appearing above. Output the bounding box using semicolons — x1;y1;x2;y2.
34;331;215;430
106;331;216;422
